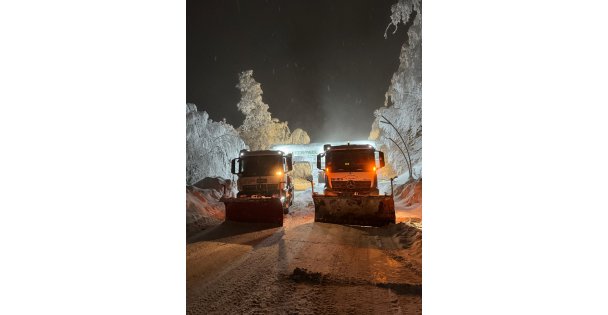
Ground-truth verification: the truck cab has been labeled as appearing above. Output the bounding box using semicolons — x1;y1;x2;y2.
316;144;385;196
231;149;294;208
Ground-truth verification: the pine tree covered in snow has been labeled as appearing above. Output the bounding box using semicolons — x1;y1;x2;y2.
186;103;247;184
370;0;422;179
236;70;310;150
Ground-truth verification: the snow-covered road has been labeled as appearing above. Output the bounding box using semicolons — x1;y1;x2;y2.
186;190;422;314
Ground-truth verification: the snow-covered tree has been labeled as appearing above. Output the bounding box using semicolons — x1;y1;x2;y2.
236;70;310;150
290;128;311;145
186;103;247;184
370;0;422;179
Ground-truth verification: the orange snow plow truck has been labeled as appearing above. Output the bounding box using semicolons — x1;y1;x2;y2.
221;149;294;226
313;143;395;226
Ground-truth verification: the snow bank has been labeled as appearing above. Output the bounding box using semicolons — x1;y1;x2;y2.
394;177;422;206
393;178;422;223
378;176;422;223
370;0;421;179
186;186;224;224
186;103;247;185
186;177;236;237
192;176;237;197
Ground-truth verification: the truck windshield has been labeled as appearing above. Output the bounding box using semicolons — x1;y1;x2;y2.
241;156;283;176
326;150;375;172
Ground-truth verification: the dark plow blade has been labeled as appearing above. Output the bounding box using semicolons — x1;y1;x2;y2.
312;195;395;227
222;197;284;226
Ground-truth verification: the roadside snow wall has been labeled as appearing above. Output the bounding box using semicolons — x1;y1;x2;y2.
186;103;247;185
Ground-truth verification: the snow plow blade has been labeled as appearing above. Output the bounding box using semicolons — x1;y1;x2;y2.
222;197;284;226
313;195;395;227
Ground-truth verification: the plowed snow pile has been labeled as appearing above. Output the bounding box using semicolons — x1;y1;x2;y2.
384;177;422;224
186;177;235;237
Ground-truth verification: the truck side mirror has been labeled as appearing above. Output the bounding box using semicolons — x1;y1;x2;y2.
316;154;322;170
230;158;237;174
286;154;293;171
231;158;241;175
379;152;385;168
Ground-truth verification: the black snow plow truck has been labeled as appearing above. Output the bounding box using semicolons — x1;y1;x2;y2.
221;149;294;226
313;143;395;227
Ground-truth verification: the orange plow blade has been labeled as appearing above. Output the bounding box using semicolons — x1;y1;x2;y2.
221;197;284;226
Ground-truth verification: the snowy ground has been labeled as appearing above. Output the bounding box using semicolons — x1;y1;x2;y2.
186;188;422;314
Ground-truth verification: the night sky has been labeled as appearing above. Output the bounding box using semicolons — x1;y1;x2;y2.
187;0;407;142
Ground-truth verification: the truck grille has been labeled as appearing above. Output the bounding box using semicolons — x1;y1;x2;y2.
242;184;279;192
330;180;372;190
